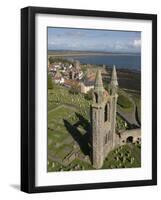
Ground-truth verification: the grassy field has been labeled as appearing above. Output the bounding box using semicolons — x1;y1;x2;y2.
48;84;91;171
123;89;141;124
48;142;141;172
47;84;141;172
48;84;91;113
117;90;134;112
103;143;141;169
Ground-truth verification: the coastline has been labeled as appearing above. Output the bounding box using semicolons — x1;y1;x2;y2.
48;50;140;57
48;52;140;57
48;52;141;71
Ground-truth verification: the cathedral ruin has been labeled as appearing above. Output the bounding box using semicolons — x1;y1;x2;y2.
91;66;120;169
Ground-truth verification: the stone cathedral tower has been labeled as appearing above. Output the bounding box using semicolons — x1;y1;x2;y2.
91;65;119;169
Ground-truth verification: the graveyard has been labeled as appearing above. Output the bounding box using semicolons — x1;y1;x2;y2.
47;83;141;172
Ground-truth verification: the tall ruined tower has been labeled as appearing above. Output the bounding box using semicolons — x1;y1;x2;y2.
91;66;118;169
91;70;105;168
110;65;118;148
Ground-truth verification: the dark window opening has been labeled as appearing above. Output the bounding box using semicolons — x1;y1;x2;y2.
94;92;98;103
104;104;108;122
126;136;133;143
105;134;108;144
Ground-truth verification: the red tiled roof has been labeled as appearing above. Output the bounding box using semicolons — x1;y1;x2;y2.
64;79;79;86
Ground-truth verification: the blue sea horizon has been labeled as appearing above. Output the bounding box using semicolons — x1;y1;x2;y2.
66;54;141;71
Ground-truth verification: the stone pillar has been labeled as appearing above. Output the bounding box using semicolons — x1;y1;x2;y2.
110;65;118;148
91;105;104;168
110;94;118;148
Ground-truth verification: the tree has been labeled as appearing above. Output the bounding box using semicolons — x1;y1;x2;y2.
49;56;55;64
48;74;53;89
84;89;93;100
69;83;80;95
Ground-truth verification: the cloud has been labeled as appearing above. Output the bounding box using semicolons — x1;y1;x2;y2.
48;28;141;52
133;39;141;47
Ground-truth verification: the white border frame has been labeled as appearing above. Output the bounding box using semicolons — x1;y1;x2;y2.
35;14;152;187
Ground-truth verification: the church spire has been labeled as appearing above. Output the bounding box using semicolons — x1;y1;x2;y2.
94;69;104;92
110;65;118;95
111;65;118;86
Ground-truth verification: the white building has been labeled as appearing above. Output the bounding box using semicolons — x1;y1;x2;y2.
80;80;94;94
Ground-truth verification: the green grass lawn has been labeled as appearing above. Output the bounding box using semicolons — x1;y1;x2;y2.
48;105;75;121
123;89;141;123
48;85;91;112
117;89;134;112
132;94;141;123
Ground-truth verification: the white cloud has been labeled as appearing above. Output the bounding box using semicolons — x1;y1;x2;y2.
48;29;141;52
133;39;141;47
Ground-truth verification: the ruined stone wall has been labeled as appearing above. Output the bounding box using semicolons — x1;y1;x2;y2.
120;129;141;145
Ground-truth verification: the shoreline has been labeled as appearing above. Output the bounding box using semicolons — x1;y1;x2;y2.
48;53;140;57
48;52;141;72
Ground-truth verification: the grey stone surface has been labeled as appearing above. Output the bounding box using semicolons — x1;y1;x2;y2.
91;66;119;168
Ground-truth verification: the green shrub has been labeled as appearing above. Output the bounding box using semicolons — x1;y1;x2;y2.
84;89;93;100
48;74;53;89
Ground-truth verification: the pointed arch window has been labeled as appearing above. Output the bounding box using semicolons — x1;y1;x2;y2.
107;102;110;121
94;92;98;103
104;104;108;122
104;102;110;122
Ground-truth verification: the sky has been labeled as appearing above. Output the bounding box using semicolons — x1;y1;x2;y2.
48;27;141;53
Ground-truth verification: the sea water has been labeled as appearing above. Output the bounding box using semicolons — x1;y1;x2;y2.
67;54;141;71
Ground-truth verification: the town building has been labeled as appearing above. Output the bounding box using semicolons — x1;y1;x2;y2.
53;70;64;84
80;80;94;94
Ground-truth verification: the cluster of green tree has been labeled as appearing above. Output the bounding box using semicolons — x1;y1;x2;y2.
49;56;73;65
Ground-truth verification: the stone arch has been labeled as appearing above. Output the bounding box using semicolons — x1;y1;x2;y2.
126;136;133;143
